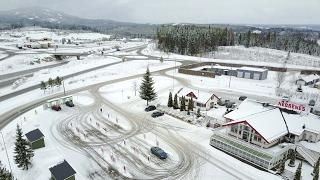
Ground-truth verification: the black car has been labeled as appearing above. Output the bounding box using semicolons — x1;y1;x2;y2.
151;111;164;118
150;147;167;159
66;100;74;107
239;96;247;101
145;105;156;112
226;102;236;109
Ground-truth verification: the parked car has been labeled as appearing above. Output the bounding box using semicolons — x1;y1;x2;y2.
282;96;290;101
151;111;164;118
51;105;61;111
296;87;303;92
145;105;156;112
239;96;247;101
226;102;236;109
66;100;74;107
150;147;167;159
217;99;227;106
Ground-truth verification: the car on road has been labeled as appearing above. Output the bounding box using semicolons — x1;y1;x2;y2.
66;100;74;107
151;111;164;118
145;105;156;112
150;147;167;159
51;105;61;111
239;96;247;101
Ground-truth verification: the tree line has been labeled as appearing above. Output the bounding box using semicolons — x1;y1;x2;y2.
156;25;235;56
237;31;320;56
156;25;320;57
40;76;63;91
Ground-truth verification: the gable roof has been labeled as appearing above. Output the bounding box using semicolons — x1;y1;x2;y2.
224;99;320;143
298;74;320;83
25;129;44;142
49;160;76;180
176;87;219;104
224;100;288;143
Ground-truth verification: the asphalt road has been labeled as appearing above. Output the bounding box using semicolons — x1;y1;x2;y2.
0;45;148;100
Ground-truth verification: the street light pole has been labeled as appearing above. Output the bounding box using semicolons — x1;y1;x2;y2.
228;67;232;88
0;131;13;176
62;80;66;96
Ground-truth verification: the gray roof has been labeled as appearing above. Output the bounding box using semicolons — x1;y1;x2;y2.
25;129;44;142
49;160;76;180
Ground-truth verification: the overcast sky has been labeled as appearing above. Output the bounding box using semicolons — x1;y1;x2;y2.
0;0;319;24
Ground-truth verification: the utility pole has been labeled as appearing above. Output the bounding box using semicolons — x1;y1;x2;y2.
62;80;66;96
228;67;232;88
0;131;13;176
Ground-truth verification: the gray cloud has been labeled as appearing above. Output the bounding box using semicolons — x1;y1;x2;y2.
0;0;319;24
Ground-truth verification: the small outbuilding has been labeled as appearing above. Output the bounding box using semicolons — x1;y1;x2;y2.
25;129;45;149
49;160;76;180
296;74;320;86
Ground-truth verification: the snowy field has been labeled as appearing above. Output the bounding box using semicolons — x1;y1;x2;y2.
215;46;320;68
142;44;320;71
0;75;283;180
0;54;58;75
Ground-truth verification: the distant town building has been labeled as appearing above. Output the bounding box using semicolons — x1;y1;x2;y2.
49;160;76;180
25;129;45;149
176;87;220;110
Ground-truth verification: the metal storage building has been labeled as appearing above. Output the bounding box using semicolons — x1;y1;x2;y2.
236;67;268;80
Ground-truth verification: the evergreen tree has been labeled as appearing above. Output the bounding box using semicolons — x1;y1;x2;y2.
55;76;62;87
173;94;179;109
277;158;285;174
40;81;46;91
0;161;13;180
48;78;54;88
314;171;319;180
289;150;296;167
160;56;164;63
167;92;173;107
245;30;251;48
313;158;320;176
188;97;194;111
139;68;157;105
294;162;302;180
197;108;201;117
14;125;34;170
180;96;186;111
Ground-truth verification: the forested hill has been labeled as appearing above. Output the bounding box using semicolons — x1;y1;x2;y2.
156;25;320;56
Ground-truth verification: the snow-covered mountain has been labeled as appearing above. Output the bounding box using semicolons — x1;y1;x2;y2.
0;7;136;27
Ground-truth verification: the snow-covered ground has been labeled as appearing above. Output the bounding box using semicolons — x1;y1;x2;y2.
142;44;320;71
0;92;105;180
215;46;320;68
0;28;319;179
0;74;283;180
0;54;58;75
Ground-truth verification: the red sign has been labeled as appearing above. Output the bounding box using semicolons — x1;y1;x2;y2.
277;101;306;112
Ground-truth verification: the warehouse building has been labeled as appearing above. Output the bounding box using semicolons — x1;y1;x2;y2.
236;67;268;80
